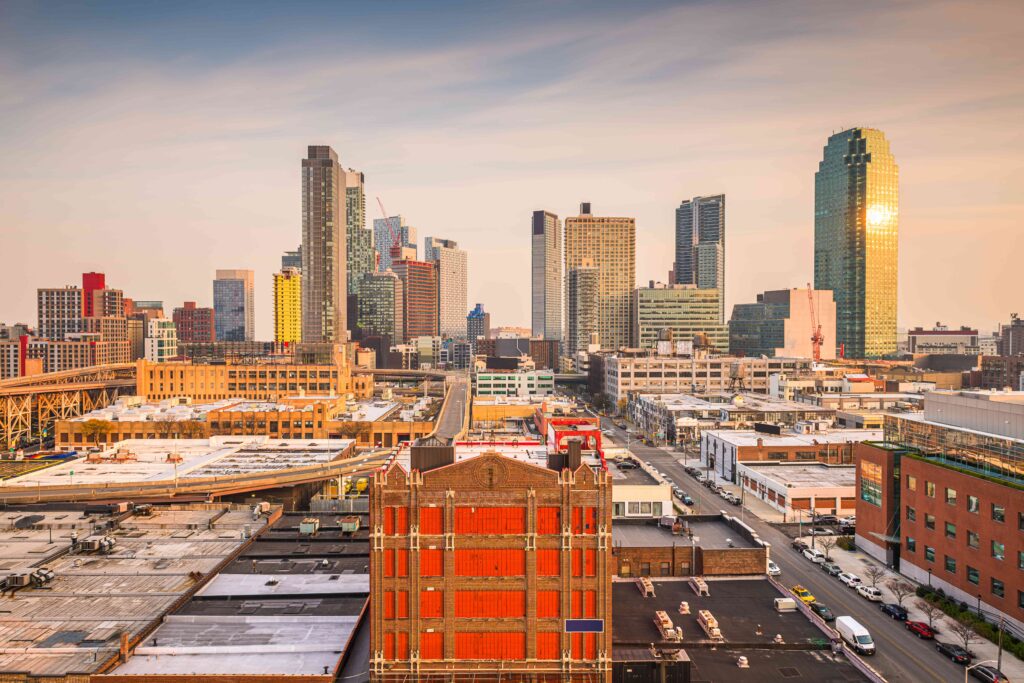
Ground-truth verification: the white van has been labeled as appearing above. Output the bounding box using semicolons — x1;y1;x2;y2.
835;616;875;655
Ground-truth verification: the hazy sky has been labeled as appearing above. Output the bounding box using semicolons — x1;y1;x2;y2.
1;0;1022;339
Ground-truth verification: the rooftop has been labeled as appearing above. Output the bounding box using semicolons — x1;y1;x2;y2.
612;517;757;549
4;437;354;487
688;648;868;682
740;463;857;488
704;428;882;448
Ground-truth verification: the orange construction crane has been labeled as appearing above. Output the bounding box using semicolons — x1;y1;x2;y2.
806;283;824;362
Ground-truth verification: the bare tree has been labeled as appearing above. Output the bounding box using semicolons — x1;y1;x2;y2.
915;599;943;629
863;564;888;587
948;619;980;651
817;536;838;561
885;579;915;607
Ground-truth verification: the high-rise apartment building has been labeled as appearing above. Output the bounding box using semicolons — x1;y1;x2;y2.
273;268;302;344
564;203;635;351
345;169;375;296
357;271;404;344
531;210;562;340
172;302;215;344
997;314;1024;356
281;246;302;271
674;195;726;322
81;272;105;317
302;145;346;342
213;269;254;342
632;282;728;352
728;287;836;359
466;303;490;343
144;318;178;363
373;215;417;272
37;287;83;340
90;288;124;319
392;260;439;342
567;261;599;356
815;127;899;359
424;236;468;339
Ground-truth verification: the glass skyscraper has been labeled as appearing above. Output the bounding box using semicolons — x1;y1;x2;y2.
674;195;725;322
814;128;899;359
213;269;254;342
531;210;562;341
345;169;375;296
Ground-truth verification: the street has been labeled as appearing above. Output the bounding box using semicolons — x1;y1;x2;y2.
600;417;967;683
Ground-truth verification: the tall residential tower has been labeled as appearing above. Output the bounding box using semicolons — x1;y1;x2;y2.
213;269;254;342
674;194;726;322
424;236;468;339
814;128;898;359
302;145;346;342
273;268;302;344
531;210;562;340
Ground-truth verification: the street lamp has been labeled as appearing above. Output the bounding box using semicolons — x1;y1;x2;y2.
927;568;932;588
965;660;996;683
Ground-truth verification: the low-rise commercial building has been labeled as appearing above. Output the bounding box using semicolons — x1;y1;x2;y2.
738;461;856;518
908;323;979;354
473;369;555;397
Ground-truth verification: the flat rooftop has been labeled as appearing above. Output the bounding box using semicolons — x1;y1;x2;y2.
607;461;662;485
704;428;882;448
612;518;757;549
109;509;368;678
688;648;868;682
612;578;822;647
396;441;604;473
741;463;857;488
0;504;268;678
4;437;354;487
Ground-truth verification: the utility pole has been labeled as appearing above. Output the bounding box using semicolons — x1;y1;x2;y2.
998;616;1004;670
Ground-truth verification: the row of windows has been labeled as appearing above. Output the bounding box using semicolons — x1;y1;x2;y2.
908;476;1015;524
907;537;1022;606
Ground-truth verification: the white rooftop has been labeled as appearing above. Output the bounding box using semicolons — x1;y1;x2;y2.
741;463;857;488
704;428;882;448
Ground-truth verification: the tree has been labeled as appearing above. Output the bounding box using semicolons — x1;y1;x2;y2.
153;420;178;439
915;599;943;629
817;536;838;561
864;564;888;587
948;619;980;651
886;579;915;607
80;419;111;446
180;420;205;439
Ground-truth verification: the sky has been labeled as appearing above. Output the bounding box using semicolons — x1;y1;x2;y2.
1;0;1022;340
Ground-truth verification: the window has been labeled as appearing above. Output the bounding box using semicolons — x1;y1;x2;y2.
925;546;935;562
860;461;883;507
768;451;787;460
945;488;957;506
992;504;1005;523
1019;551;1024;570
906;475;917;491
1020;511;1024;531
968;531;980;549
925;481;935;498
925;514;936;530
992;577;1005;598
660;562;671;576
906;537;916;552
945;522;957;539
992;541;1005;561
906;506;916;521
640;562;651;576
1019;591;1024;609
967;566;980;585
945;555;956;573
968;495;980;514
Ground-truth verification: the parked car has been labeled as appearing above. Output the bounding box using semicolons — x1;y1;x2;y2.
727;494;741;506
808;527;833;536
970;665;1010;683
681;494;694;506
791;539;809;552
935;641;972;664
880;603;908;620
617;461;638;470
808;601;835;622
803;548;827;564
905;620;935;638
790;585;816;603
838;523;856;535
813;514;838;525
821;562;842;575
838;572;862;588
856;585;884;602
767;560;781;577
838;516;856;525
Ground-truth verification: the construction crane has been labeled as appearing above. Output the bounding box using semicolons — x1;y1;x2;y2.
375;197;402;272
806;283;824;362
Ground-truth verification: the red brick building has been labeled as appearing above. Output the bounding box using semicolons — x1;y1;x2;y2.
370;447;613;682
173;301;216;343
391;260;438;342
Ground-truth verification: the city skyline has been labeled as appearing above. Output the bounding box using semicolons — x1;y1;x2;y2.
1;1;1022;338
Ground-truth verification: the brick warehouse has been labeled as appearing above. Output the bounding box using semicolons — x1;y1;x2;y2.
370;445;613;682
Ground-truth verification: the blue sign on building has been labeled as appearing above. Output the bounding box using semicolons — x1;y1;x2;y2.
564;619;604;633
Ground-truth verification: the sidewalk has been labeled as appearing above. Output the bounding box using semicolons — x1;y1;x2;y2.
677;454;788;523
794;533;1024;680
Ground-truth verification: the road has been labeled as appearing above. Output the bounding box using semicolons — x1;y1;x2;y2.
600;417;966;683
431;375;469;442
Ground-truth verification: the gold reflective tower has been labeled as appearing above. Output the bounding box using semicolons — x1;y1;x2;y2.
814;128;898;359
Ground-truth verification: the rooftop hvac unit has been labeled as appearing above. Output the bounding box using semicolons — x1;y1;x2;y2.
31;569;55;586
4;573;30;588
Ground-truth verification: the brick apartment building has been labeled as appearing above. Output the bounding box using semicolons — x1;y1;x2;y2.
172;301;216;343
370;444;613;682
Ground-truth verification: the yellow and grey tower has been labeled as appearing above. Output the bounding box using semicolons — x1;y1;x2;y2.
274;267;302;344
814;128;898;359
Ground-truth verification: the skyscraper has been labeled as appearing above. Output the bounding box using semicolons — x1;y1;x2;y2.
302;145;346;342
564;203;635;350
632;282;728;352
81;272;105;318
357;271;404;343
373;215;417;272
344;169;375;296
424;236;468;339
37;286;83;340
814;128;899;359
392;259;438;342
728;288;836;359
466;303;490;344
674;195;726;322
566;260;599;356
273;267;302;343
213;269;254;342
531;210;562;340
281;246;302;271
